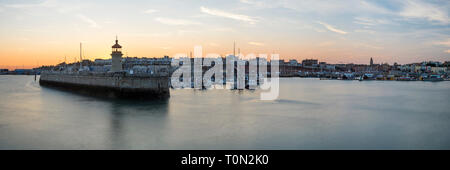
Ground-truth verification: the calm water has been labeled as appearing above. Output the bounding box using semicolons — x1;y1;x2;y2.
0;75;449;149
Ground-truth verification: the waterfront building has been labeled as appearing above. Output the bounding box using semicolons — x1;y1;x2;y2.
431;67;447;74
325;65;336;70
288;59;298;66
94;59;112;65
414;65;424;73
443;61;450;67
13;69;35;75
302;59;318;67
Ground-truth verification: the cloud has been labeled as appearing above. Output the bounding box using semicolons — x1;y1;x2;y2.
297;24;326;33
354;29;375;34
239;0;272;8
317;21;347;34
434;39;450;47
213;27;235;32
248;42;264;46
200;6;258;24
77;14;99;28
399;0;450;24
359;1;393;15
354;42;383;50
143;9;158;14
6;0;91;29
5;0;56;9
354;17;376;26
445;49;450;53
240;0;375;15
353;17;389;26
239;0;449;26
4;0;80;13
155;17;200;26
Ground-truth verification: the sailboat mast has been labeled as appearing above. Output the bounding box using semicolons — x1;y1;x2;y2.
80;43;82;69
233;41;236;57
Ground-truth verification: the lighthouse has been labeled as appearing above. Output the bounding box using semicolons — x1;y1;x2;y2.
111;36;123;72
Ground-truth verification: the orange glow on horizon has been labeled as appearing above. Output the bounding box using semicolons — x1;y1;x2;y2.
1;36;430;70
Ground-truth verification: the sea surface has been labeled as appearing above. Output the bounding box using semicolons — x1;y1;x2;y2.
0;75;449;149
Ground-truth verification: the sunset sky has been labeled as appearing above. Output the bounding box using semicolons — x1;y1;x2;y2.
0;0;449;69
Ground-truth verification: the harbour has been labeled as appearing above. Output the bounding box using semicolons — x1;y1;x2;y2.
2;0;450;167
38;38;171;99
1;75;449;149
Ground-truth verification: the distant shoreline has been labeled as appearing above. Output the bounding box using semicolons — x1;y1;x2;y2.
2;74;449;82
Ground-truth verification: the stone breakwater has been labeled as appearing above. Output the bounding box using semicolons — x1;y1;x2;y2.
39;71;170;99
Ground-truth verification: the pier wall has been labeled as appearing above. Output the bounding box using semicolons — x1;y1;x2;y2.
39;72;170;99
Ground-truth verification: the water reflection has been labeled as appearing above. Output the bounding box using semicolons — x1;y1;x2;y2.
38;80;170;149
1;76;450;149
107;99;169;149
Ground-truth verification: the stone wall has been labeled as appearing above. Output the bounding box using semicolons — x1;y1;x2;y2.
40;72;170;99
